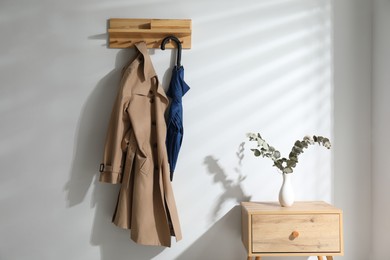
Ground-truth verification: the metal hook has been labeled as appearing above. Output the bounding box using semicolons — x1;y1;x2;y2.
161;36;182;67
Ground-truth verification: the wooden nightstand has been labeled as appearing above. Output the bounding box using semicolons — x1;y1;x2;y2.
241;201;343;260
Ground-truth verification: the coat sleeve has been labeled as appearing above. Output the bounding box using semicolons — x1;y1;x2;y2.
99;89;130;184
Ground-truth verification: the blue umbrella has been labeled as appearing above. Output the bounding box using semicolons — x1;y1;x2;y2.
161;36;190;180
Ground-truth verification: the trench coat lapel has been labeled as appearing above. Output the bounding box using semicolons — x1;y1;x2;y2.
134;42;155;82
134;42;169;104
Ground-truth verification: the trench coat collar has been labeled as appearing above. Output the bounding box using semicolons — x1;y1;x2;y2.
135;42;156;81
134;42;168;102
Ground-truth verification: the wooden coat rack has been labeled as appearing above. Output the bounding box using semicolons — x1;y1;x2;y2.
108;18;192;49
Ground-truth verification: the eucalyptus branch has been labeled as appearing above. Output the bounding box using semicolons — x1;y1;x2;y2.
246;133;331;174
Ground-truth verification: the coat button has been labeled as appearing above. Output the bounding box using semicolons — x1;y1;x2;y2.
150;98;154;103
151;121;156;126
153;143;158;148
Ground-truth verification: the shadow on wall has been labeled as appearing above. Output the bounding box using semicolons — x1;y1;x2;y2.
203;142;251;221
176;205;247;260
181;144;310;260
194;144;309;260
177;206;310;260
175;144;251;259
64;48;166;259
64;48;136;208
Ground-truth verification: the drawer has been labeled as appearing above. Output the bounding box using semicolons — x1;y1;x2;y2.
252;214;341;253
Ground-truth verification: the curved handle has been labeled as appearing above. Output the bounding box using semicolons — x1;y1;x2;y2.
161;35;182;67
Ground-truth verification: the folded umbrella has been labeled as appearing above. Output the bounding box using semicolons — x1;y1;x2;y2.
161;36;190;180
166;66;190;180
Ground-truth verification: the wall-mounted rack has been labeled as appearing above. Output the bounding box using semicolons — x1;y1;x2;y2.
108;18;192;49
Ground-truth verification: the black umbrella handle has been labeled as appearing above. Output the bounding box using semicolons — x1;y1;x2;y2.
161;36;182;67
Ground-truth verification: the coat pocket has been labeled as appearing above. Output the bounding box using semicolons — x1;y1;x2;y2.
137;153;150;176
122;144;136;189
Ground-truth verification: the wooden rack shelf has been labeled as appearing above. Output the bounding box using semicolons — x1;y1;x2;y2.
108;18;192;49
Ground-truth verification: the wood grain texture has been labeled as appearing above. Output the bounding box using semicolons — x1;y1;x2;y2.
108;18;192;49
241;201;342;214
241;201;344;257
241;206;251;253
252;214;340;253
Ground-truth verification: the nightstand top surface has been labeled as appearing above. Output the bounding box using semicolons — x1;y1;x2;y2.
241;201;342;214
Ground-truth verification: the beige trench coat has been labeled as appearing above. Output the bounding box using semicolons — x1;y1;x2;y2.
99;41;182;247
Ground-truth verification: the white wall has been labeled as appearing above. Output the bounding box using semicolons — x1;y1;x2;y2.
334;0;390;258
1;0;336;260
333;0;373;259
372;0;390;259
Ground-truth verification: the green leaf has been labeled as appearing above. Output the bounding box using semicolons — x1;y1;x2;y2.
274;161;283;170
294;141;303;148
287;160;296;168
292;146;302;154
252;149;261;157
247;132;330;175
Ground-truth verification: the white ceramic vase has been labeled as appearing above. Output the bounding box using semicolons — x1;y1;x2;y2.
279;173;295;207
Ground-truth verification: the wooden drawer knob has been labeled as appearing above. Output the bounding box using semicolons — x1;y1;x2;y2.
291;231;299;239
